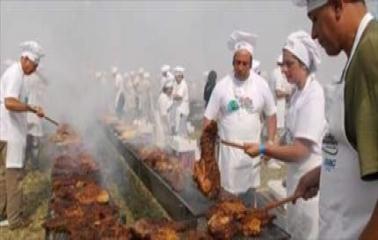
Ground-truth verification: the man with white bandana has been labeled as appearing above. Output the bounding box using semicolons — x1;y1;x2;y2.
204;30;277;198
0;41;45;229
292;1;378;239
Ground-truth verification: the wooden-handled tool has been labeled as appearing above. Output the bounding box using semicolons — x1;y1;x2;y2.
263;194;301;211
220;139;245;150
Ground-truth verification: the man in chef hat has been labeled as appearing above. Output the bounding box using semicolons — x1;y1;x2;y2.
172;66;190;137
0;41;45;229
203;30;277;202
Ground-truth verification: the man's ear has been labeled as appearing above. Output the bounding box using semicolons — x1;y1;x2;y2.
330;0;343;21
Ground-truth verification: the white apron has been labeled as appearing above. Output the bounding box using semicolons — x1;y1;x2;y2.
319;80;378;240
285;78;320;240
218;80;262;194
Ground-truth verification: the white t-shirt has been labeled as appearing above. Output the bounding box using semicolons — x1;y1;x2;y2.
205;72;276;122
173;79;189;116
286;74;327;155
0;62;27;143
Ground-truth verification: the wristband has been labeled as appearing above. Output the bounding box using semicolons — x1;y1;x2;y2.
259;143;266;156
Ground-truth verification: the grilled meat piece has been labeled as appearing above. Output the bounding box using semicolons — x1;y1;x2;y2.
206;199;249;239
193;122;220;198
130;218;184;240
207;211;238;240
187;230;213;240
240;208;275;237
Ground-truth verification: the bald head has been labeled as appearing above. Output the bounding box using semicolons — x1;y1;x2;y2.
233;49;252;81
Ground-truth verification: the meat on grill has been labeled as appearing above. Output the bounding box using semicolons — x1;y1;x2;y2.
240;208;275;237
206;198;248;239
193;121;220;198
130;218;181;240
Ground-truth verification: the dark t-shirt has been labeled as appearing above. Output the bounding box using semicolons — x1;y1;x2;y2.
345;20;378;181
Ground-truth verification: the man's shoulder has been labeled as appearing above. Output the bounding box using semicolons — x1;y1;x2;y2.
1;63;22;83
357;20;378;58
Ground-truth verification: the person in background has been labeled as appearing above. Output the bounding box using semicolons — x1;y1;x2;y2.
158;79;174;136
292;0;378;239
203;70;217;108
113;67;125;118
244;31;326;240
25;71;48;170
272;54;293;141
172;66;190;137
204;30;277;201
0;41;45;229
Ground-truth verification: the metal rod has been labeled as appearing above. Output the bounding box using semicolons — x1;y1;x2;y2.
220;139;245;150
44;116;59;126
263;194;300;211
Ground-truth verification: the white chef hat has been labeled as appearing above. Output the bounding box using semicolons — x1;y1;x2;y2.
161;64;170;72
20;41;44;64
292;0;328;13
228;30;258;55
174;66;185;75
283;30;321;72
138;67;144;74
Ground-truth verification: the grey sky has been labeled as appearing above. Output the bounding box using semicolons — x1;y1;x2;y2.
1;0;377;123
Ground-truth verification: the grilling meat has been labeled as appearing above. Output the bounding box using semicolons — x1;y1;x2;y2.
130;218;184;240
193;121;220;198
240;209;275;237
137;147;185;191
207;199;248;239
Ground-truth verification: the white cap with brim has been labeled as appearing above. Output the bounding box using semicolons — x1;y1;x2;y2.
228;30;258;55
20;41;44;64
174;66;185;75
283;30;321;72
292;0;328;13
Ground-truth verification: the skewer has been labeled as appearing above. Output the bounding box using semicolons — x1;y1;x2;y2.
44;116;59;126
220;139;245;150
263;194;300;211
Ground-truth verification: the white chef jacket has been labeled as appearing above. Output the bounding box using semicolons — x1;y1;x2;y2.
285;74;326;240
205;72;276;193
0;62;27;168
